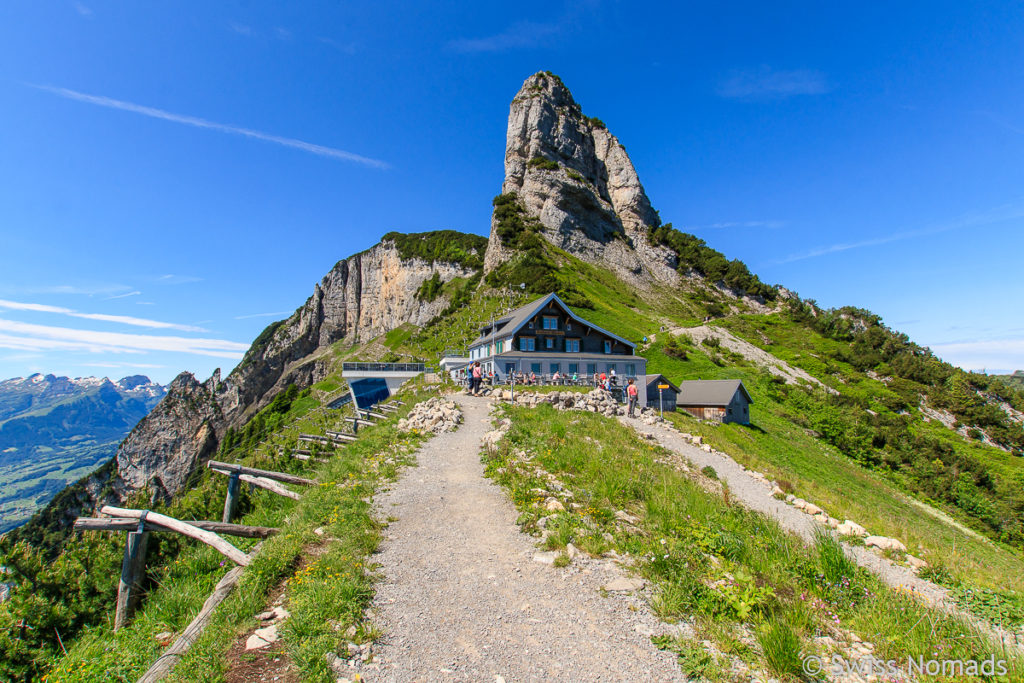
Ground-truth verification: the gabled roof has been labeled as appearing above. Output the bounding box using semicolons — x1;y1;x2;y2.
469;293;636;349
676;379;753;406
645;374;680;394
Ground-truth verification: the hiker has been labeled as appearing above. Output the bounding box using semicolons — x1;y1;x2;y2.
627;377;639;417
552;371;560;383
471;362;482;395
529;371;537;385
571;371;578;383
599;371;607;390
609;367;617;385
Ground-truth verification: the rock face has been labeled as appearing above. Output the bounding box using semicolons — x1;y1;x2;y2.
226;239;479;423
114;371;223;503
120;239;479;501
483;72;679;289
31;237;483;523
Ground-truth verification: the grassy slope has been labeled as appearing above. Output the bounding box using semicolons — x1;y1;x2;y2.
487;404;1021;682
386;246;1024;598
41;376;436;682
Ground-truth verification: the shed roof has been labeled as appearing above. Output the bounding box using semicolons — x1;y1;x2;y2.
469;293;636;349
644;374;680;394
677;379;753;406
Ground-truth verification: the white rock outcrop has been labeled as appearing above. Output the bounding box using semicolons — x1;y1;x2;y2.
397;398;463;434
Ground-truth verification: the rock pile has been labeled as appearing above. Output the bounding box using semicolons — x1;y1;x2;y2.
497;389;667;425
396;398;463;434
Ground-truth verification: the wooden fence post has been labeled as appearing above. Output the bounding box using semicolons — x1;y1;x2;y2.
222;470;240;523
114;514;149;631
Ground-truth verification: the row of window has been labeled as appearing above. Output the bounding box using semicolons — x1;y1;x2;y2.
508;362;637;376
519;337;604;353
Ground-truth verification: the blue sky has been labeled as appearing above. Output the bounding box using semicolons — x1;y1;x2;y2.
1;1;1022;384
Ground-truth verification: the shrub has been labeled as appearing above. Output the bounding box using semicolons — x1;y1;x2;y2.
756;616;805;680
663;334;690;360
416;272;443;302
701;465;718;480
647;223;776;300
382;230;488;271
527;156;559;171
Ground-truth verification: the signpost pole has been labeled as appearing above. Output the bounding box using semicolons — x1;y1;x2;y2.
656;383;670;420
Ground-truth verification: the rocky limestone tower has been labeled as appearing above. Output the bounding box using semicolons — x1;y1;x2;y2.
484;71;678;288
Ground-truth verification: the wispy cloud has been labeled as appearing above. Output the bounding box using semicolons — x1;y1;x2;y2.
105;290;141;300
234;311;290;320
0;298;207;332
73;2;92;17
773;200;1024;265
156;274;203;285
83;361;166;369
0;319;248;359
25;283;132;296
717;66;830;99
30;84;390;169
448;21;559;53
229;22;254;37
928;337;1024;374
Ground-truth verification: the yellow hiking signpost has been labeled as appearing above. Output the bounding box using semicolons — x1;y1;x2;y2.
657;384;669;418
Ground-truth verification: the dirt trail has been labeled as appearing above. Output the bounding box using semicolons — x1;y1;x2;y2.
359;395;684;682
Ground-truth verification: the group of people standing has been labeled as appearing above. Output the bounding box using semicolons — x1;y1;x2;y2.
466;362;640;417
467;361;490;396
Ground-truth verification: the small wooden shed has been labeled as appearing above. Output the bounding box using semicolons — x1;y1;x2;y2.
644;374;680;411
677;379;753;424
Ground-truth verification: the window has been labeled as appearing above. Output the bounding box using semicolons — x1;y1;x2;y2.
604;340;612;354
496;340;504;354
520;337;535;351
586;363;596;374
545;337;554;349
531;363;542;374
568;363;578;374
528;321;534;329
626;363;636;376
566;322;572;331
542;316;558;330
550;363;560;374
505;363;517;375
565;338;580;353
607;363;618;374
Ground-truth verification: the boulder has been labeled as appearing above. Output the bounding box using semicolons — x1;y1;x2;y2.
864;535;907;553
602;577;645;592
836;520;867;537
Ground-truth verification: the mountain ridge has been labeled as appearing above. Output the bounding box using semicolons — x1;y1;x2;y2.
0;373;166;532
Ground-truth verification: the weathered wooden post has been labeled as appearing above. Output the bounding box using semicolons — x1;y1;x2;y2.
222;468;241;523
114;512;149;630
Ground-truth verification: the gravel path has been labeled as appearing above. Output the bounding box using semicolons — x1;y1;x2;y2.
360;396;684;682
618;417;950;605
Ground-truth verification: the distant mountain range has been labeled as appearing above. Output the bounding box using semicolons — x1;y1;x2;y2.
0;373;166;533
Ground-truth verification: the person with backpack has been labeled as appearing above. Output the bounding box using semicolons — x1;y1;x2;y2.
626;377;639;417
